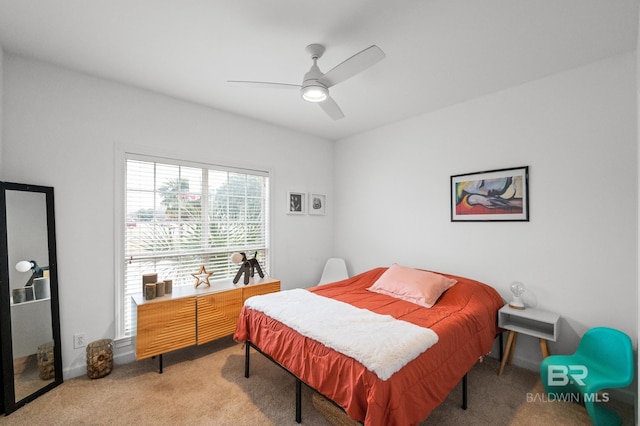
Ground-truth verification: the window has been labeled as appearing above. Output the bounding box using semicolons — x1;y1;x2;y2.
119;154;270;338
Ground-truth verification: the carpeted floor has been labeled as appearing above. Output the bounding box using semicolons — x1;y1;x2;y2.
0;336;634;425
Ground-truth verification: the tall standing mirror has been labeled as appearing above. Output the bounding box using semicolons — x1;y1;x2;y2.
0;182;62;415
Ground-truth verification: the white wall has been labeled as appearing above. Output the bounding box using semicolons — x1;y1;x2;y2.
335;53;638;371
1;54;335;377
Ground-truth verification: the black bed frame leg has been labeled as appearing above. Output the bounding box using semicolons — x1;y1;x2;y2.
296;378;302;423
245;343;250;378
462;373;468;410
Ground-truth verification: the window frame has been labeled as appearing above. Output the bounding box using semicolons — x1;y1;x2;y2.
114;151;271;340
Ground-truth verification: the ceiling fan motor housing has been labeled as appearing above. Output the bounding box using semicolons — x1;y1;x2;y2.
301;61;328;102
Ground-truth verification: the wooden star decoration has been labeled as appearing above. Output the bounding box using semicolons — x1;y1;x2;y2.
192;265;213;288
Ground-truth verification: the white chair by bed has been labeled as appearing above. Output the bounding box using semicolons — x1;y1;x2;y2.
317;258;349;285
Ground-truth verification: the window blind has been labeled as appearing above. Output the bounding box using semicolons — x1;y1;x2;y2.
122;156;270;336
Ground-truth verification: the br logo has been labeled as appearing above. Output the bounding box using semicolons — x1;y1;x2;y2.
548;365;588;386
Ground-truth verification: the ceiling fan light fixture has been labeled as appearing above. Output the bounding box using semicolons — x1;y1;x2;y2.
229;44;385;119
301;84;328;103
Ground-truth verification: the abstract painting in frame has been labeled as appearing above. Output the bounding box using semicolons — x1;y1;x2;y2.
451;166;529;222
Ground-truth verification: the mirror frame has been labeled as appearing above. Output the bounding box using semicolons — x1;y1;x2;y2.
0;181;63;414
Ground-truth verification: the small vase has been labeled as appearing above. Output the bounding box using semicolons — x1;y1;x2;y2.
144;283;156;300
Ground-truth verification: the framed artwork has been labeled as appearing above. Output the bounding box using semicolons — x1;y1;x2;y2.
308;193;326;215
451;166;529;222
287;191;306;214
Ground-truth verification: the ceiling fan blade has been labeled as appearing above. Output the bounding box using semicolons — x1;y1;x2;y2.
318;95;345;120
227;80;301;90
318;45;385;88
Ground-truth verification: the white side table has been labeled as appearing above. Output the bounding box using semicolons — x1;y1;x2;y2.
497;305;560;376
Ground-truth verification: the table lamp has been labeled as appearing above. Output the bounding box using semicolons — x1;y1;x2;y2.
509;281;526;309
15;260;48;287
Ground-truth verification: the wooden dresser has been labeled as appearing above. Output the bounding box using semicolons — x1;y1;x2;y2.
131;277;280;361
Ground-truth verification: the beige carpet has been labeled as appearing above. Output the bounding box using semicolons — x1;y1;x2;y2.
0;336;634;425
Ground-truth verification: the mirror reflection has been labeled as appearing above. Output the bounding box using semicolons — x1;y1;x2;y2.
5;190;55;402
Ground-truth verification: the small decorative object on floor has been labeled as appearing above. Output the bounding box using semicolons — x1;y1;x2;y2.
192;265;213;288
232;252;264;285
37;341;55;380
164;279;172;294
142;273;158;299
145;283;156;300
86;339;113;379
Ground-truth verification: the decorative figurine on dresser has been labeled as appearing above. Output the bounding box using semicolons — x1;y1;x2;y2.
232;252;264;285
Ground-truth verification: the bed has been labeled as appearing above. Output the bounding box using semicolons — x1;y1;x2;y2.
233;266;504;426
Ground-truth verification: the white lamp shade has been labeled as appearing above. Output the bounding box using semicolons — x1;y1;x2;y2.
510;281;525;297
15;260;33;273
231;252;244;264
509;281;526;309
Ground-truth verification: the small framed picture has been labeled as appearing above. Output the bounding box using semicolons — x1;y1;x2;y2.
287;191;306;214
308;193;326;215
451;166;529;222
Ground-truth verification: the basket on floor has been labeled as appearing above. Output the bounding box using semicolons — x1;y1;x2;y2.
86;339;113;379
37;341;55;380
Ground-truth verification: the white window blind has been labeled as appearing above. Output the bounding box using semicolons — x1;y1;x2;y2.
121;155;270;337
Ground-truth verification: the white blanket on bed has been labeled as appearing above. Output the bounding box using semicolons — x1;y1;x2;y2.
244;288;439;380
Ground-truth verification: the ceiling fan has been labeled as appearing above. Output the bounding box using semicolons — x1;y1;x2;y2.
228;44;385;120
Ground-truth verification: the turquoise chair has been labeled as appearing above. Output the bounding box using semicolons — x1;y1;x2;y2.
540;327;634;426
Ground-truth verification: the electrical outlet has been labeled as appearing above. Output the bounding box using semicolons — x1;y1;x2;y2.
73;333;86;349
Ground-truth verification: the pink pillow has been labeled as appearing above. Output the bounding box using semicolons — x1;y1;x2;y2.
367;264;457;308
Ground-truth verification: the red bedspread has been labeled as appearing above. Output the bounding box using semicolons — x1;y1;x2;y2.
233;267;504;426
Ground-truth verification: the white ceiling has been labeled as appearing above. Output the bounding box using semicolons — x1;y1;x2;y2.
0;0;637;141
